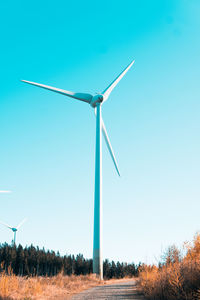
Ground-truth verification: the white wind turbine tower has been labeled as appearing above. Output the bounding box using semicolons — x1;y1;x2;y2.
21;60;135;279
0;219;27;245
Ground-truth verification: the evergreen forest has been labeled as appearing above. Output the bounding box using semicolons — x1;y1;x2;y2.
0;243;139;279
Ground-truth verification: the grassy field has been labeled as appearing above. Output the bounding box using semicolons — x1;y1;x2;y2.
0;273;104;299
138;233;200;300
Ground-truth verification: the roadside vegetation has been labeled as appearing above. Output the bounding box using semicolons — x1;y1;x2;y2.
139;233;200;300
0;272;103;299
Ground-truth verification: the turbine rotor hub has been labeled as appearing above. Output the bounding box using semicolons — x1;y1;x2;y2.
90;94;104;108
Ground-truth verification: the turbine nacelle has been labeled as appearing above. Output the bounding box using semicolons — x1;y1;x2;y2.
90;94;104;108
12;228;17;232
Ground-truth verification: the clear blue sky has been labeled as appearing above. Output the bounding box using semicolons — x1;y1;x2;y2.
0;0;200;264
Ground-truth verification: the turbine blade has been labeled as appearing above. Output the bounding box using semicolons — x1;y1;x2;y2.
16;218;27;229
102;60;135;100
101;118;120;176
21;80;93;103
0;220;12;230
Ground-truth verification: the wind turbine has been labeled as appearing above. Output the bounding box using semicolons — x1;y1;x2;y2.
21;60;135;279
0;219;27;245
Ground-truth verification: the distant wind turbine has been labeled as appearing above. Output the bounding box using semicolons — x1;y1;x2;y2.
0;219;27;245
21;60;135;279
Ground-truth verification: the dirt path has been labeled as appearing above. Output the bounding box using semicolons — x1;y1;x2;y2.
71;280;145;300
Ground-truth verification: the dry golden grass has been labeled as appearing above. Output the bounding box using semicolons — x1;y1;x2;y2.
0;272;104;300
138;233;200;300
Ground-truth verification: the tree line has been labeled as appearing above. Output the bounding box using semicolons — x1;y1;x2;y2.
0;243;139;278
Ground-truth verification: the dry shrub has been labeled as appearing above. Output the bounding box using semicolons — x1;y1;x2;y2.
139;233;200;300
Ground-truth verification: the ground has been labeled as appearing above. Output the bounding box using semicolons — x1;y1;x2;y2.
71;279;145;300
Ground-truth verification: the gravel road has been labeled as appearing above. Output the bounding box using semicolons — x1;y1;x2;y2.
71;280;145;300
